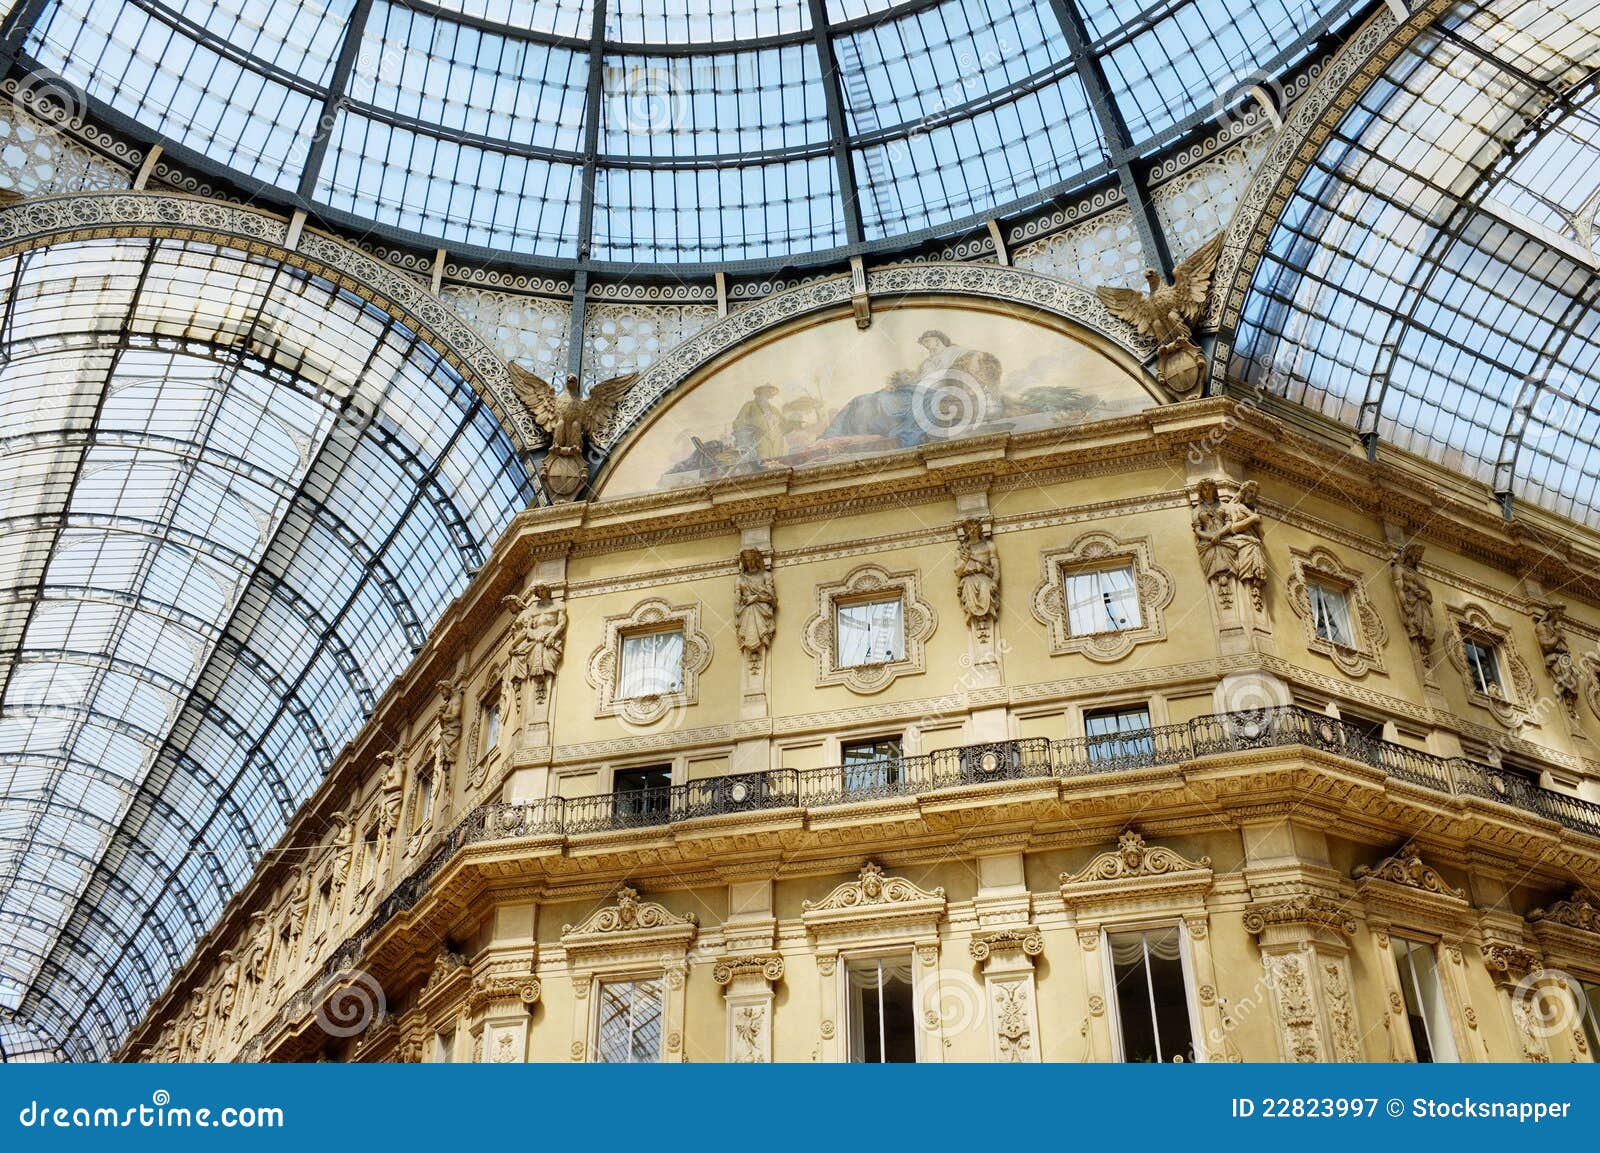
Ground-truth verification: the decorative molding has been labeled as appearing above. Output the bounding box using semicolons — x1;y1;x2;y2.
804;862;945;914
800;564;936;694
969;927;1044;965
1444;602;1537;729
1029;531;1173;661
1285;546;1388;678
1062;830;1211;884
711;955;785;986
1242;894;1358;939
561;886;698;944
1353;852;1465;900
1528;890;1600;935
466;974;543;1014
801;862;947;944
585;597;712;725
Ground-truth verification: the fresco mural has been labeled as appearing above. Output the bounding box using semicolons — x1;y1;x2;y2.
598;306;1155;497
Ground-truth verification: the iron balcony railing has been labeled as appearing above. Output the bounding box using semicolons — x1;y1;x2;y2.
242;704;1600;1057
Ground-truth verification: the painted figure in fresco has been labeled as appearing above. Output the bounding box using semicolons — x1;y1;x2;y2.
731;384;792;466
816;369;923;447
955;519;999;631
915;329;1003;413
1191;478;1236;608
735;548;777;669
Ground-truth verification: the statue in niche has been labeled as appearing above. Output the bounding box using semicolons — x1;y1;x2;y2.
377;749;405;834
1391;543;1436;661
955;519;999;638
329;810;353;892
735;548;777;671
434;679;463;775
504;583;567;704
243;911;271;985
1192;478;1237;608
1095;234;1224;396
1220;480;1266;610
508;367;636;500
1533;601;1582;719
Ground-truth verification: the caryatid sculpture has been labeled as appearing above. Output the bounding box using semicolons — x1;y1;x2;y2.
735;548;776;672
504;582;567;704
1391;543;1436;662
1532;600;1582;719
955;519;999;638
1221;480;1266;610
507;367;635;501
1192;478;1236;608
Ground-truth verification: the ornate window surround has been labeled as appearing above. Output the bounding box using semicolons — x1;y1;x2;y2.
1353;850;1477;1063
1444;602;1536;729
1029;530;1173;662
1058;831;1221;1063
1284;546;1387;678
560;886;699;1063
585;597;712;726
801;565;936;694
801;861;949;1062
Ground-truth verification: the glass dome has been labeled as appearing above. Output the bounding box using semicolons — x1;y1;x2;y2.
14;0;1361;269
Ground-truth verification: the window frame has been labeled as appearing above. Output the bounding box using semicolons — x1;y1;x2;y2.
843;949;920;1064
612;763;673;819
1307;579;1354;647
1083;704;1155;764
833;593;907;669
1390;935;1459;1063
617;626;687;700
587;597;711;725
593;975;667;1064
1064;562;1143;637
840;735;905;795
1101;922;1202;1064
1031;531;1173;662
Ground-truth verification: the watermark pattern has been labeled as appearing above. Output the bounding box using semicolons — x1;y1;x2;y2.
313;967;385;1038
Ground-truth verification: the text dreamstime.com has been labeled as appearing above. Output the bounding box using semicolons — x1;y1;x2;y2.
17;1090;284;1129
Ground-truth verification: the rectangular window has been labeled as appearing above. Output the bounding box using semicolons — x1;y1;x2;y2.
1066;564;1141;635
614;765;672;818
1107;926;1195;1063
1393;937;1457;1062
482;697;501;754
619;629;685;698
1085;705;1154;763
1309;581;1354;646
846;955;917;1063
595;978;663;1063
1578;978;1600;1058
835;596;904;667
841;736;902;794
1463;637;1502;695
411;773;433;833
433;1028;455;1063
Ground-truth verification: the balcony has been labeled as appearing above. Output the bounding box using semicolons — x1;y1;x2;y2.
243;705;1600;1058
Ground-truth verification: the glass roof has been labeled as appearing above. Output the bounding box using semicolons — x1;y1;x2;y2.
13;0;1362;269
1230;0;1600;525
0;236;534;1060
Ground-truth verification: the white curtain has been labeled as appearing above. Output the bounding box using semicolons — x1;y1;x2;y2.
618;630;684;698
1067;566;1140;635
1309;582;1353;646
1108;927;1183;966
836;598;904;666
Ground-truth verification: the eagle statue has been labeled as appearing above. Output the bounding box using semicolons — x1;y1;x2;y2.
1095;233;1225;397
507;366;636;501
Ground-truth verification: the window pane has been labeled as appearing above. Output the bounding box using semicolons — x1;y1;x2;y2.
847;956;916;1063
1066;565;1141;634
1085;706;1154;763
1580;980;1600;1058
1108;927;1193;1063
841;737;903;794
1394;938;1456;1062
619;629;685;697
836;597;904;667
615;766;672;817
1463;638;1501;694
597;978;663;1063
1310;582;1353;646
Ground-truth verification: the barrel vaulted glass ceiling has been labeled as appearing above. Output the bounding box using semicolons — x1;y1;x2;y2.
1231;0;1600;526
0;235;534;1060
10;0;1363;268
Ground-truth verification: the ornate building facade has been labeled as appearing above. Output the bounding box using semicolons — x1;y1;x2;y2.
1;1;1598;1066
